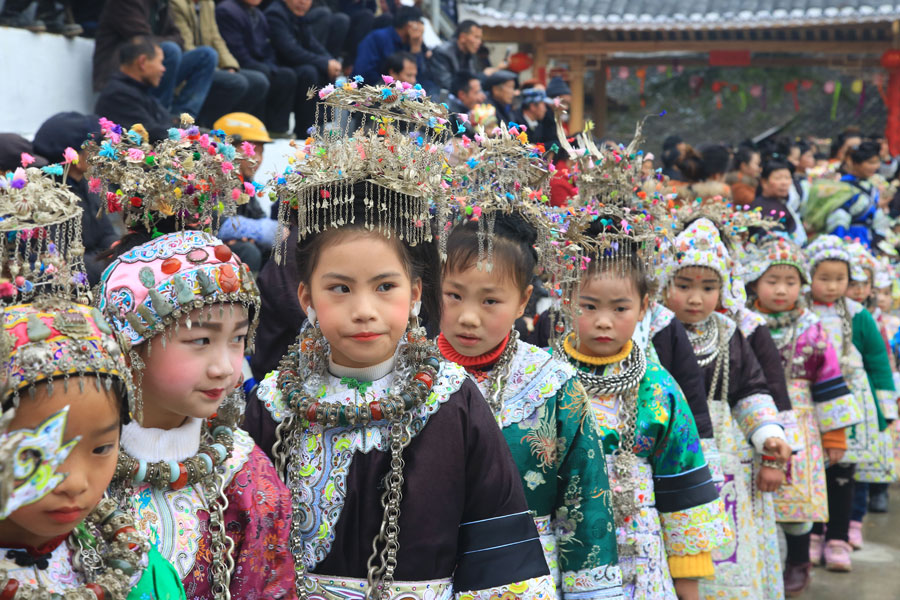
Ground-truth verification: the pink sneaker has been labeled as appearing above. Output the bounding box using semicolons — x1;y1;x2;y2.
848;520;864;550
824;540;853;572
810;533;824;566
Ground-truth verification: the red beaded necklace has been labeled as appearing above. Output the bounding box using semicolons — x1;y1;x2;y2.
437;333;509;373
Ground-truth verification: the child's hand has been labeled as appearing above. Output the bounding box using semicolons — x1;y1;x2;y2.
825;447;845;465
757;465;785;492
673;578;699;600
763;437;792;462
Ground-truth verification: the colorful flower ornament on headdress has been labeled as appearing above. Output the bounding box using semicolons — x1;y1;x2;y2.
273;79;453;263
86;115;249;234
0;160;89;304
804;234;850;272
740;235;810;285
845;239;879;283
448;122;550;267
666;217;742;310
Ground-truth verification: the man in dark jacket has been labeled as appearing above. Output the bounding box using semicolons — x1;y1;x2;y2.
95;36;172;143
484;69;517;125
216;0;297;135
32;112;120;286
265;0;341;136
447;71;484;138
514;85;553;147
428;20;481;92
354;6;434;93
93;0;216;118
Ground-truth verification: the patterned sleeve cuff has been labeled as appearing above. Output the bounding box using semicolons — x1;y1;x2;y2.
667;552;714;579
779;410;804;453
733;393;780;441
456;574;558;600
877;389;899;421
700;439;724;484
562;565;624;600
814;391;863;432
660;498;734;557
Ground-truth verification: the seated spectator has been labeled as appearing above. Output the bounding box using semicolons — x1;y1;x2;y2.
94;36;172;142
93;0;217;119
0;133;47;174
32;112;120;286
265;0;342;136
334;0;391;68
549;150;576;207
170;0;270;128
217;0;297;136
447;70;484;115
515;85;552;146
546;76;572;109
429;19;481;92
303;3;350;63
0;0;81;35
213;112;278;272
383;51;417;84
484;69;517;125
354;7;431;90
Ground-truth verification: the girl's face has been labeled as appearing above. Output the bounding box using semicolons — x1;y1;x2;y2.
140;306;249;429
575;273;648;357
850;155;881;180
875;286;893;312
755;264;802;312
810;260;849;304
760;168;793;199
441;265;531;357
799;149;816;172
299;233;422;369
741;152;762;178
665;266;722;324
847;273;873;305
0;383;120;547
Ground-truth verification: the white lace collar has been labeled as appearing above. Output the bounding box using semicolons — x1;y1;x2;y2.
120;417;203;462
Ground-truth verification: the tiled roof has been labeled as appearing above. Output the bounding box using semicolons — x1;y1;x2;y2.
459;1;900;30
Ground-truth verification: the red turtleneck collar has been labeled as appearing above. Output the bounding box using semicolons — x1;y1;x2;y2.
437;332;510;372
0;533;69;557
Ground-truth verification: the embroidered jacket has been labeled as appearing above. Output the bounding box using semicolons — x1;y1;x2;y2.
116;425;295;599
250;360;555;599
568;352;731;587
459;341;624;600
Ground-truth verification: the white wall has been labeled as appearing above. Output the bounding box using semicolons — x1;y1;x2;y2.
0;26;95;136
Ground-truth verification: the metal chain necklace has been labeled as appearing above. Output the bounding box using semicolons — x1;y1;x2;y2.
482;329;520;414
703;317;731;405
275;328;439;600
564;343;646;578
834;298;854;369
567;342;646;396
686;316;720;367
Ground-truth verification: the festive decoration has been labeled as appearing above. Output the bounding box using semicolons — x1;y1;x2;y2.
507;52;533;73
85;115;248;234
0;162;88;304
882;49;900;155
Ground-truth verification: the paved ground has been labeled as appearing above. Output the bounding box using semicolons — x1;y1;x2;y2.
800;483;900;599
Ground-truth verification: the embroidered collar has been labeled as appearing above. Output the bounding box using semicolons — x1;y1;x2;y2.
0;534;68;570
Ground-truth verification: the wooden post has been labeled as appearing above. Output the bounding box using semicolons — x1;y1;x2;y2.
592;56;607;137
569;55;586;133
534;30;548;84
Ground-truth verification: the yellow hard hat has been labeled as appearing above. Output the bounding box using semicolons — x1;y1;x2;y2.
212;112;272;143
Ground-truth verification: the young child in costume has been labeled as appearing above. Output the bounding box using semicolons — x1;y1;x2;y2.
90;120;295;599
842;242;898;549
0;162;184;600
804;235;895;572
741;236;860;596
245;82;555;600
438;213;623;600
869;258;900;514
556;209;730;600
664;217;791;600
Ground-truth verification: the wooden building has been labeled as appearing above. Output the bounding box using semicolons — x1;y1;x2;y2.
458;0;900;133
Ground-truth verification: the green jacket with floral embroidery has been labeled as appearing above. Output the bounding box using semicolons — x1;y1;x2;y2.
467;341;623;600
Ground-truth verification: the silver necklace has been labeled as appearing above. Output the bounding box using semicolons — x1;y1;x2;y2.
686;316;719;367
